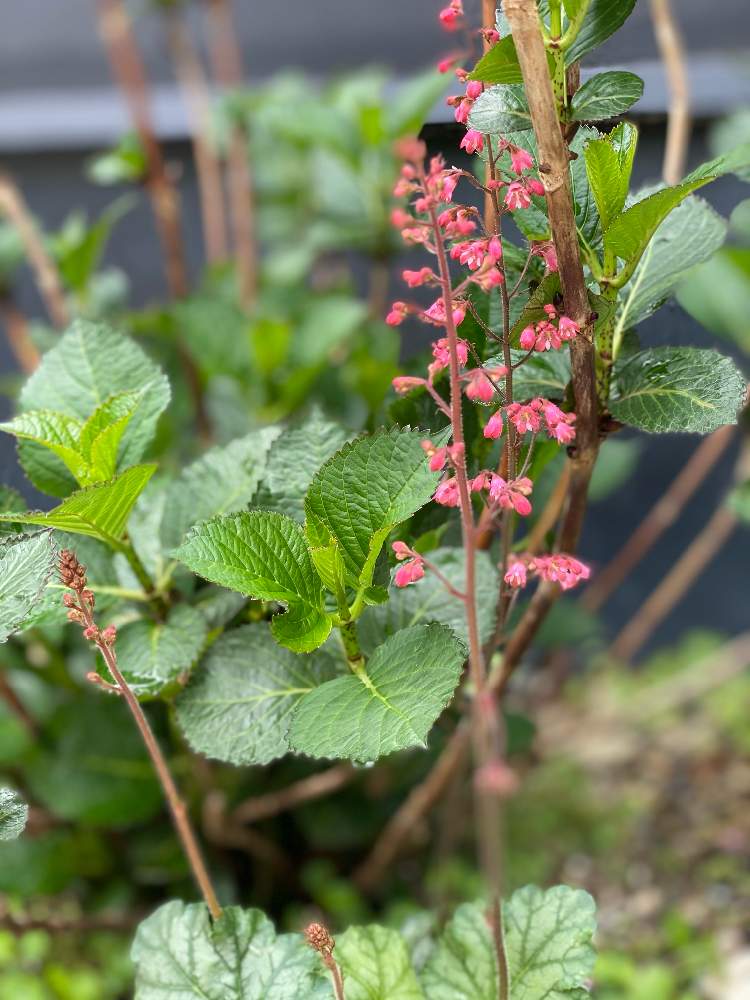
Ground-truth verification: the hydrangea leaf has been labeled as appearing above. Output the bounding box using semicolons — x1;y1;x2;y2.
173;511;332;653
252;413;349;523
0;410;86;482
131;901;330;1000
175;624;341;766
113;605;209;698
0;465;157;547
610;347;746;434
161;428;280;550
0;531;57;642
570;71;643;121
504;885;597;999
336;925;424;1000
359;547;498;652
565;0;637;64
77;390;143;482
304;427;446;589
0;788;28;841
18;319;170;496
420;902;497;1000
468;85;532;134
288;623;465;762
507;350;571;401
583;122;638;232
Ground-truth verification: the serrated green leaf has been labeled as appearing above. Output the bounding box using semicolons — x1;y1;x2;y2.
0;787;28;841
161;428;280;550
584;122;638;233
18;319;169;496
611;348;746;434
0;485;26;536
467;35;522;85
510;350;572;400
570;72;643;121
77;390;143;482
253;413;350;523
337;925;424;1000
468;85;532;134
132;901;329;1000
113;605;208;698
505;885;597;998
0;465;156;546
0;410;86;482
288;623;465;762
604;178;715;274
310;542;347;596
565;0;637;64
359;547;498;652
304;427;446;589
0;531;57;642
174;511;331;653
420;902;496;1000
175;624;341;765
617;194;727;337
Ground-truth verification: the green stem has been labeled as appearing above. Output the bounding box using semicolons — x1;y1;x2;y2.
558;0;594;50
339;620;365;674
594;284;619;407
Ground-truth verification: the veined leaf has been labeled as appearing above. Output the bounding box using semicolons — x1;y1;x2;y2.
610;347;746;434
468;34;522;85
131;901;329;1000
509;350;571;400
565;0;637;64
420;902;496;1000
0;465;157;547
304;427;446;589
174;511;332;653
336;925;424;1000
0;410;86;482
468;85;532;134
77;390;143;482
684;140;750;183
288;623;465;762
175;624;341;766
584;122;638;233
0;531;57;642
0;788;28;841
18;320;169;496
113;605;208;698
570;71;643;122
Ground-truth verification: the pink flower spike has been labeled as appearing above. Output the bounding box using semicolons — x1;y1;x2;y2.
437;55;457;74
394;558;425;588
392;376;424;395
466;80;483;100
434;478;461;507
509;147;534;174
439;3;463;31
392;541;412;561
504;559;528;588
504;181;532;211
489;475;533;516
402;267;434;287
519;325;536;351
460;129;484;155
484;409;504;439
386;301;408;326
470;471;491;492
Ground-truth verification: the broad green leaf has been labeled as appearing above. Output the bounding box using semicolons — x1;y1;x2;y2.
0;485;25;536
175;624;341;766
18;319;169;496
570;72;643;121
310;542;347;596
510;350;571;400
359;547;498;651
610;348;746;434
562;0;584;18
174;511;331;653
304;427;446;589
288;623;465;762
160;428;280;550
468;85;532;134
0;465;156;546
77;390;143;482
468;35;522;85
584;122;638;232
604;178;715;273
0;410;86;482
569;125;604;244
253;413;350;523
0;788;28;841
420;902;496;1000
27;698;161;825
295;296;368;366
565;0;637;64
336;925;424;1000
113;605;208;698
0;531;57;642
505;885;597;998
132;901;329;1000
617;194;727;336
676;247;750;353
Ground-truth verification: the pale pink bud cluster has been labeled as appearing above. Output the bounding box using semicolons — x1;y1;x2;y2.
449;235;502;271
519;304;580;353
483;397;577;445
392;541;425;587
439;0;464;31
488;475;533;516
504;178;544;210
503;553;591;591
462;365;506;403
530;240;559;273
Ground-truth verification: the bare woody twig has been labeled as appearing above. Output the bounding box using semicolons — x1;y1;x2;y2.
0;298;39;372
650;0;691;185
0;175;69;330
232;764;356;825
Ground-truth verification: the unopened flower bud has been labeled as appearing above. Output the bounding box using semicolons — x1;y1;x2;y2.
305;922;335;955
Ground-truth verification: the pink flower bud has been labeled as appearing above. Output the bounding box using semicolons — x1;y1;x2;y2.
484;409;504;439
526;177;545;196
460;129;484;155
433;478;461;507
392;376;424;395
509;146;534;174
519;325;536;351
391;541;412;561
386;301;408;326
394;558;425;587
429;447;449;472
465;80;483;100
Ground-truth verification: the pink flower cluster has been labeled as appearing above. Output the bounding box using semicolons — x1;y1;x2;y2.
392;541;425;588
438;0;463;31
484;398;577;445
519;304;580;352
504;553;591;591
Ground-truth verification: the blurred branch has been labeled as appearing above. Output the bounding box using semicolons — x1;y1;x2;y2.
164;5;229;264
0;671;38;737
0;175;69;330
650;0;691;185
232;765;356;826
0;296;39;372
0;904;143;935
202;790;290;871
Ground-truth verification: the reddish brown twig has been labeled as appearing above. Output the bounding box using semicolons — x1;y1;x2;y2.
232;764;356;825
0;297;39;372
59;550;222;920
0;175;69;330
650;0;691;185
164;6;228;263
0;671;38;737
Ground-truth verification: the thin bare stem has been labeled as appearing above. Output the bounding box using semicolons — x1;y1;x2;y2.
0;297;39;372
164;6;229;263
232;765;356;825
0;672;37;737
0;175;69;330
650;0;691;185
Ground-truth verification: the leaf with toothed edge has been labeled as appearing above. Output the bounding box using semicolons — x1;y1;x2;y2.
0;531;57;642
0;788;28;841
335;925;424;1000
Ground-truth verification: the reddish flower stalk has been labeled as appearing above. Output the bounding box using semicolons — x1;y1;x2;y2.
58;550;222;922
305;923;345;1000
